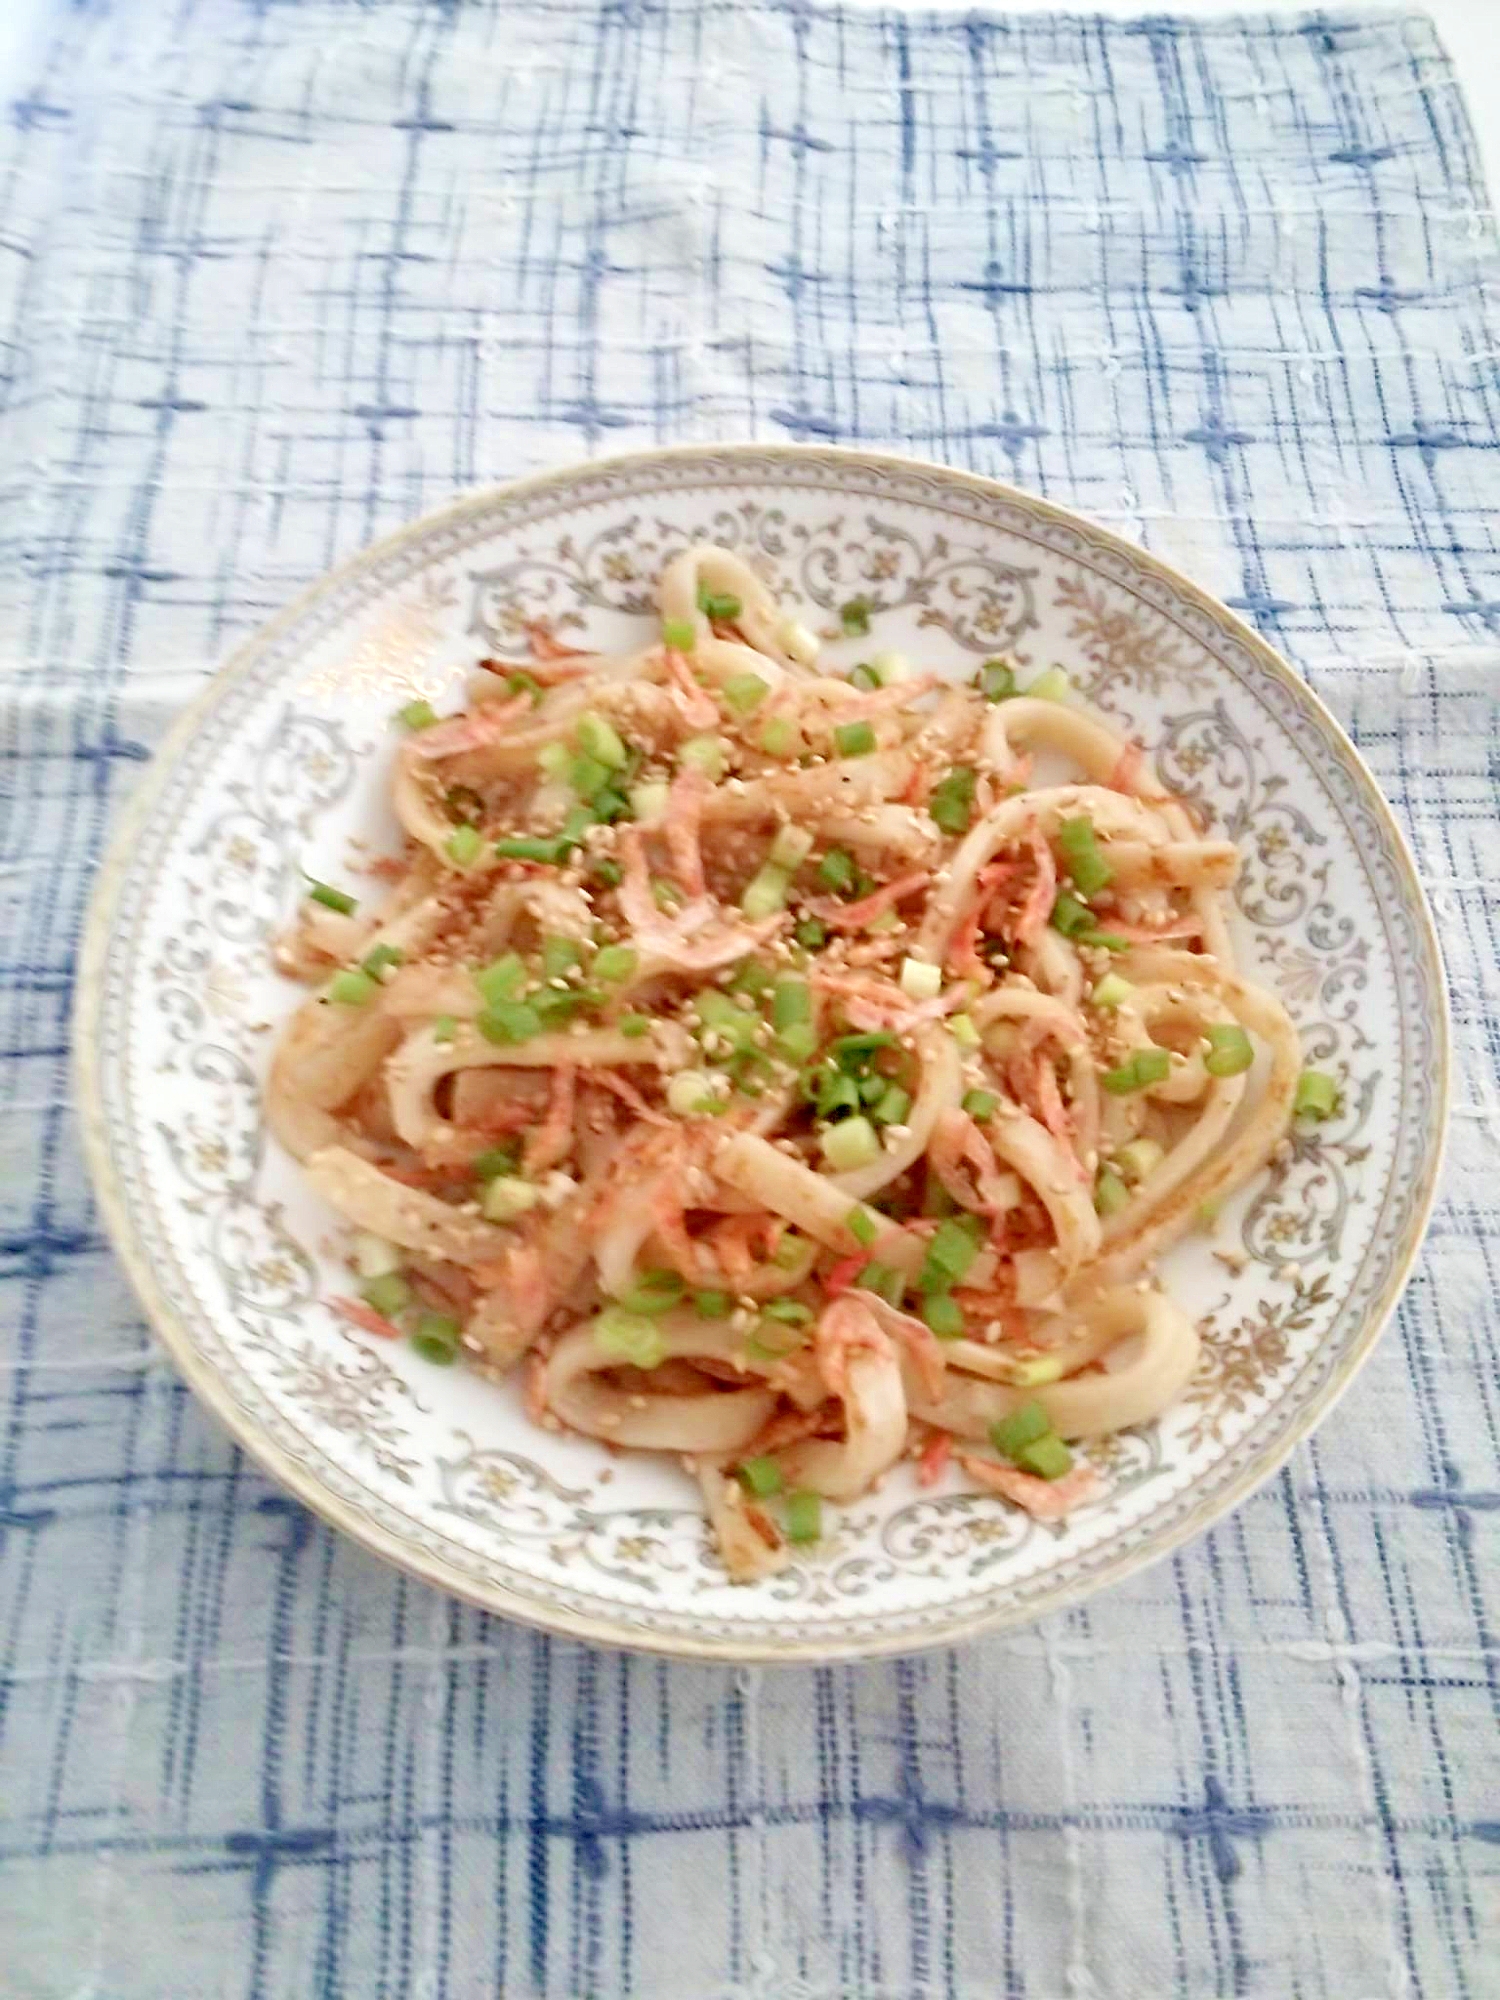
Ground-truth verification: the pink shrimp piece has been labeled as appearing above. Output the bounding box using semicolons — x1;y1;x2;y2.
1107;739;1145;794
823;1251;868;1296
662;646;719;728
815;1294;893;1400
525;1352;550;1424
617;826;783;972
407;694;533;761
743;1402;836;1458
822;673;942;719
957;1454;1102;1521
663;765;711;896
525;620;589;662
524;1064;577;1176
1088;913;1203;943
918;1430;953;1488
901;762;933;807
930;1109;1018;1217
804;868;931;932
1012;823;1058;946
650;1181;721;1285
852;1291;948;1400
329;1296;402;1340
948;904;991;982
593;1070;672;1126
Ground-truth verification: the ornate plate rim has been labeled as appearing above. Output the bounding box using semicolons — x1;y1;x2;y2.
73;443;1451;1663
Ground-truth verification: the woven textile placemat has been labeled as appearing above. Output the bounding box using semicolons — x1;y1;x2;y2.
0;5;1494;1996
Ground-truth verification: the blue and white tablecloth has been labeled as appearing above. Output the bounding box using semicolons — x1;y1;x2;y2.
1;4;1496;1995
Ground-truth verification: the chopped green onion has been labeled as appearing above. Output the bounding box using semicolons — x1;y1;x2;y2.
594;1306;667;1370
978;659;1017;702
1294;1068;1339;1119
962;1089;998;1121
846;1204;879;1249
949;1013;981;1050
494;834;564;863
414;1309;462;1351
1101;1046;1172;1094
360;1272;410;1318
653;878;686;912
834;720;876;758
617;1269;685;1315
759;716;798;758
433;1014;457;1044
1082;929;1129;953
871;1083;911;1126
769;824;814;871
819;1114;880;1171
307;879;358;915
693;1289;731;1318
1205;1023;1254;1078
900;956;942;1001
921;1216;981;1291
397;698;438;731
628;780;669;821
696;989;760;1053
542;935;581;979
679;733;728;780
724;672;769;715
922;1292;965;1339
698;588;743;622
1093;1168;1130;1217
929;766;977;836
570;752;611;799
328;967;377;1007
775;1021;818;1062
537;740;572;782
997;1352;1066;1387
785;1489;823;1543
1058;815;1112;895
795;917;827;950
361;942;405;981
1116;1138;1163;1184
471;1143;520;1182
848;663;880;691
474;953;526;1006
839;597;873;637
1025;665;1071;703
738;1456;783;1498
482;1176;540;1222
762;1298;813;1325
576;712;628;768
868;650;909;686
619;1013;651;1038
1050;891;1094;939
817;848;856;893
771;978;811;1030
729;959;775;998
593;943;637;983
1091;973;1135;1010
990;1401;1052;1459
590;857;623;888
477;1000;542;1044
662;617;697;651
446;824;484;868
857;1261;906;1307
1016;1433;1073;1480
741;862;791;921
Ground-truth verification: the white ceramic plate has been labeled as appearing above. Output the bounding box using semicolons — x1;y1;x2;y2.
76;446;1448;1661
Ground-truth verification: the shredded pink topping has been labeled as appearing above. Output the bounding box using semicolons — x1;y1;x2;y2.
524;1064;577;1175
329;1295;401;1340
618;825;782;971
664;765;711;896
407;694;533;760
957;1454;1102;1520
804;869;930;931
662;646;719;728
1012;823;1058;946
918;1431;953;1488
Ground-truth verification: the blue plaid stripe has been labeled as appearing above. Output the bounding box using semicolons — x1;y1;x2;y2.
0;4;1495;1995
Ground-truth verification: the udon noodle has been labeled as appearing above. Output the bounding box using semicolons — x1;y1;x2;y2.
269;544;1315;1580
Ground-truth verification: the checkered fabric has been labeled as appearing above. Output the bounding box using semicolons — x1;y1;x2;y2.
0;4;1495;1996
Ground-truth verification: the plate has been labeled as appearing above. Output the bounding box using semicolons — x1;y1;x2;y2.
75;445;1448;1661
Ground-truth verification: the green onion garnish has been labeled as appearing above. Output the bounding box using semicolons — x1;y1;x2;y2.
1090;973;1135;1010
846;1204;879;1249
1058;815;1112;895
1101;1047;1171;1093
1093;1167;1130;1217
617;1269;685;1315
1017;1433;1073;1479
929;766;977;836
977;659;1017;702
759;716;797;758
433;1014;457;1044
618;1013;651;1038
741;862;792;921
693;1289;731;1318
397;698;438;731
1205;1023;1254;1078
738;1456;783;1498
990;1401;1052;1459
1025;665;1071;703
795;917;827;950
839;597;872;637
361;1272;410;1318
771;978;811;1030
723;672;769;716
819;1114;880;1171
445;824;484;868
307;879;358;915
922;1292;965;1339
1050;891;1094;939
662;617;697;651
698;589;743;622
848;663;880;691
920;1215;981;1291
477;1000;542;1044
834;720;876;758
541;935;581;979
590;856;623;888
871;1083;911;1126
472;1143;521;1182
961;1089;998;1121
328;967;377;1006
679;734;728;780
594;1306;667;1370
817;848;855;893
362;942;405;979
570;752;611;800
593;943;637;983
762;1298;813;1325
949;1013;981;1050
411;1313;462;1365
857;1261;906;1307
474;953;526;1006
1294;1068;1338;1119
494;835;562;863
784;1488;823;1543
774;1022;817;1061
576;712;628;768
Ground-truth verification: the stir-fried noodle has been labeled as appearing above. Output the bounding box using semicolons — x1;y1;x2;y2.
271;544;1314;1579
